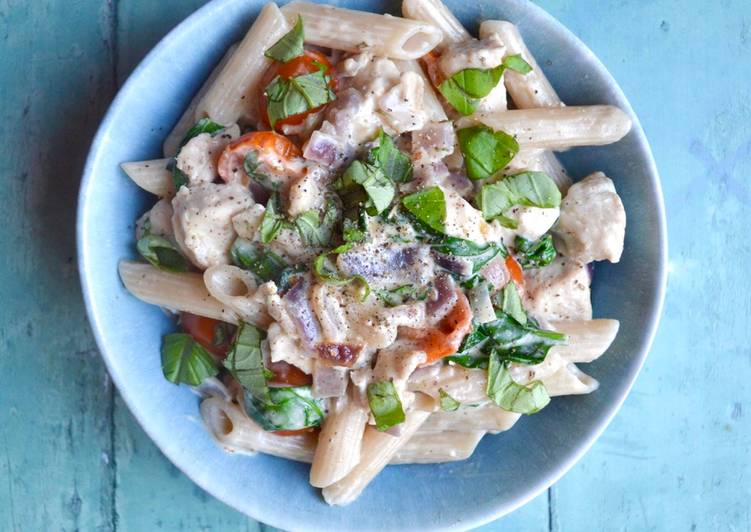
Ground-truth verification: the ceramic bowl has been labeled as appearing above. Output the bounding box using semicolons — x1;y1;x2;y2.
78;0;667;529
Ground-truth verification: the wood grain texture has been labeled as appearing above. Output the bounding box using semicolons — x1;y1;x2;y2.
0;0;749;530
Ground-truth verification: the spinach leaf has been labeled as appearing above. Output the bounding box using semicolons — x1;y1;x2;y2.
230;238;289;283
265;70;335;127
244;386;326;431
137;234;189;272
486;352;550;414
375;284;430;307
367;380;406;431
477;171;561;220
514;234;557;269
432;236;506;275
223;322;269;402
402;186;446;233
457;126;519;180
264;15;304;63
369;130;412;183
439;388;461;412
161;333;218;385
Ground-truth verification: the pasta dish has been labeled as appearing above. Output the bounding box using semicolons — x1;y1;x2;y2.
119;0;629;506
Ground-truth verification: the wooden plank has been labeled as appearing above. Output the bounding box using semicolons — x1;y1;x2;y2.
0;0;117;530
535;1;751;530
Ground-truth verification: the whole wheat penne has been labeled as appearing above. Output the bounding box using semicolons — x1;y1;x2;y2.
120;159;173;197
118;261;238;323
419;404;521;433
310;388;369;488
401;0;470;46
281;2;442;60
195;3;290;125
458;105;632;150
549;319;620;363
393;59;447;121
393;430;485;463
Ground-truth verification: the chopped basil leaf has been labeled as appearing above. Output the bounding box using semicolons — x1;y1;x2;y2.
457;125;519;181
483;312;567;365
223;322;269;402
486;352;550;414
438;64;505;116
276;265;307;293
402;186;446;233
439;388;461;412
166;158;189;190
432;236;507;275
342;214;367;244
313;243;371;300
242;150;275;189
161;333;218;385
367;380;406;431
180;118;225;148
495;214;519;229
260;194;288;243
137;234;190;272
264;15;304;63
499;281;526;325
231;238;289;283
369;130;412;183
503;54;533;74
244;385;325;431
445;353;489;369
293;200;338;247
478;171;561;221
514;234;557;269
375;284;430;307
265;70;335;127
339;160;395;214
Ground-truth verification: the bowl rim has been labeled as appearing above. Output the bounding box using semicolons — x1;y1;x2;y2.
77;0;668;529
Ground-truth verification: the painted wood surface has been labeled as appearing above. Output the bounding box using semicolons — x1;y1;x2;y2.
0;0;749;530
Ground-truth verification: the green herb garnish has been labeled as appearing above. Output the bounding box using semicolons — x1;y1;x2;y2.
367;380;406;431
486;352;550;414
161;333;218;385
264;70;335;127
439;388;461;412
457;125;519;181
264;15;305;63
137;233;189;272
402;186;446;233
477;171;561;220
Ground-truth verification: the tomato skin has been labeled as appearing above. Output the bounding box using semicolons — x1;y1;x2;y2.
402;291;473;364
420;50;444;87
505;255;525;286
266;360;312;387
179;313;234;358
259;50;336;131
217;130;303;186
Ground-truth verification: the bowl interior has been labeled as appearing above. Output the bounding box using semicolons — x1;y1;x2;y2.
78;0;666;530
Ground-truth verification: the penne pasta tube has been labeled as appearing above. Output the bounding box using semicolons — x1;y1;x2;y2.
203;265;271;327
543;363;599;396
503;148;545;175
549;319;620;363
119;261;238;323
195;3;290;125
281;2;442;60
419;404;521;433
322;408;431;505
408;365;488;404
539;150;572;193
458;105;633;150
479;20;562;109
201;397;317;462
392;430;485;464
309;389;369;488
393;59;447;122
120;159;173;197
401;0;470;47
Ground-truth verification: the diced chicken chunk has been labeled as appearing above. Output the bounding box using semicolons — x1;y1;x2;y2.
231;204;266;240
171;182;253;269
494;206;560;246
439;34;506;78
377;71;429;134
554;172;626;263
412;121;456;163
442;187;499;244
135;198;174;240
524;257;592;322
175;125;240;186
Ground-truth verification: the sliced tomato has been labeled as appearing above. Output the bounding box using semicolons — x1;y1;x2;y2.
179;313;234;358
403;290;473;364
266;360;312;387
258;49;336;131
420;50;444;87
505;255;525;286
217;130;303;186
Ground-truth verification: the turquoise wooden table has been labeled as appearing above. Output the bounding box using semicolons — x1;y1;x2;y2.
1;0;749;530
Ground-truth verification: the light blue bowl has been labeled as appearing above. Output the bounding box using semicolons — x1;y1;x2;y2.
77;0;667;529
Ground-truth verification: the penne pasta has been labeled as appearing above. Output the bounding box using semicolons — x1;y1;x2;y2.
401;0;470;47
322;408;431;505
163;45;238;158
543;363;599;397
393;59;447;122
479;20;562;109
119;261;238;323
458;105;633;150
309;388;369;488
195;3;290;125
408;365;489;404
393;429;485;464
203;265;271;327
201;396;317;462
281;2;442;60
120;159;172;197
539;150;573;193
419;404;521;433
549;319;620;363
